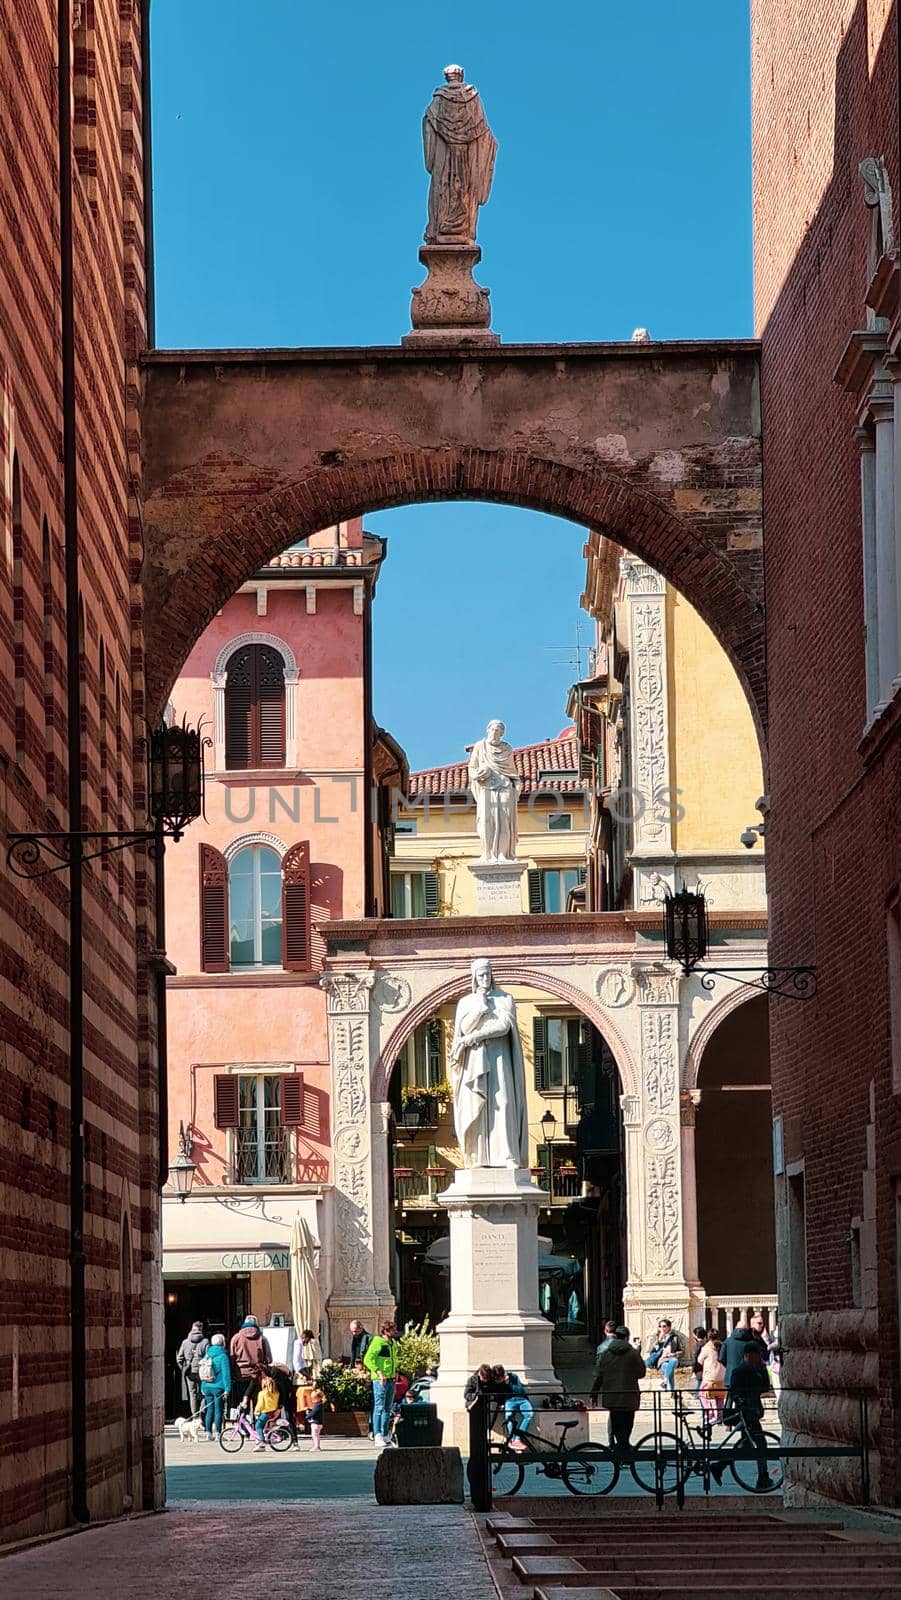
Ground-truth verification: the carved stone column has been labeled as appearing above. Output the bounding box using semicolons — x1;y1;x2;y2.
620;561;675;906
321;972;394;1355
622;965;695;1350
679;1089;705;1308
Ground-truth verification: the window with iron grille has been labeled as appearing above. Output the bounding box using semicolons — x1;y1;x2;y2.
224;642;286;769
232;1074;293;1184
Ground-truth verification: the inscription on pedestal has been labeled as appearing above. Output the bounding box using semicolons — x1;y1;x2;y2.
467;861;526;916
471;1222;516;1308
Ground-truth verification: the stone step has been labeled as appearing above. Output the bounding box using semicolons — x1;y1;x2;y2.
513;1557;901;1584
498;1535;882;1557
488;1516;816;1533
534;1589;901;1600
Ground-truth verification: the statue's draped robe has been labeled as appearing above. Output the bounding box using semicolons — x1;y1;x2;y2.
469;737;519;861
423;84;497;245
451;988;527;1167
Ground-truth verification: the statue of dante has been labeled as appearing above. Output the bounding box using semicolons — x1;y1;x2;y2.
422;64;497;246
449;959;527;1168
469;719;519;862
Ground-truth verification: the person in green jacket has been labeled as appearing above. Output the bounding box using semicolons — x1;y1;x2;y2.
363;1321;398;1446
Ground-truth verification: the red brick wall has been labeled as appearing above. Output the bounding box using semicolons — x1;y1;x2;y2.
752;0;901;1499
0;0;154;1539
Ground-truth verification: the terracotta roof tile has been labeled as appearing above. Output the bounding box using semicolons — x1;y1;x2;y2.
408;731;581;797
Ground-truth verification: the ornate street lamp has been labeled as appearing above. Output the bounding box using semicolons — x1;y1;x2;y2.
167;1122;196;1203
664;887;708;974
662;885;817;1001
540;1108;557;1203
6;717;209;877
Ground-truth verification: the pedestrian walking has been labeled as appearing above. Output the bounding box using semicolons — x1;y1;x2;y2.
696;1333;727;1428
176;1319;209;1420
590;1324;646;1457
348;1319;371;1366
198;1332;231;1440
363;1320;399;1447
595;1318;618;1361
229;1313;272;1405
718;1318;767;1387
646;1318;686;1391
723;1342;773;1490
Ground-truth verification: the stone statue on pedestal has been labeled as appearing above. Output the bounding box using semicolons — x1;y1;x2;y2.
468;720;520;862
449;958;527;1167
423;65;497;246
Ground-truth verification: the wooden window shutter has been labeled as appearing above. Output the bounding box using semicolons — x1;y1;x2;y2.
427;1018;443;1083
224;646;254;770
424;870;440;917
199;843;229;972
256;645;286;768
213;1074;240;1129
280;1072;305;1126
282;840;311;971
528;868;544;914
533;1016;548;1090
225;644;286;769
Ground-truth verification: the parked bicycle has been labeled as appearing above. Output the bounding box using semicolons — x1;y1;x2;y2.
219;1408;294;1453
629;1406;784;1494
490;1413;619;1497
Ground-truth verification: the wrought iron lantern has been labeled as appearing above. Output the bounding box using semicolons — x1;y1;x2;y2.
168;1122;196;1202
6;717;209;878
664;887;709;974
148;718;205;838
540;1108;557;1142
662;885;817;1001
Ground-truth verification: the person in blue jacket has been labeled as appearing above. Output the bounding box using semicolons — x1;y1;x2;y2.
200;1333;232;1440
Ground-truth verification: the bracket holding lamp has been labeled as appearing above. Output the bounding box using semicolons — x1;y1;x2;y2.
663;886;817;1001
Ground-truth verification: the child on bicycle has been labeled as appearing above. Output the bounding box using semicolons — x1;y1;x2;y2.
253;1373;281;1451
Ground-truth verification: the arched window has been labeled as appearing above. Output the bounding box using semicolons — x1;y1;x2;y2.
224;643;286;770
228;844;283;966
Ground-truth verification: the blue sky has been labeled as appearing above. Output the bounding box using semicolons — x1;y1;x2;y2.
150;1;752;768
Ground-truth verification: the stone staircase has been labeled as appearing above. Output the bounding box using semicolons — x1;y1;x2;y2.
484;1508;901;1599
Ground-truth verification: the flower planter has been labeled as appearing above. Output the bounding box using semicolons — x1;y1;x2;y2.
327;1408;370;1437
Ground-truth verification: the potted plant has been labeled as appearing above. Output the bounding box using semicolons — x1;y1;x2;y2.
317;1360;372;1437
394;1316;440;1378
399;1086;437;1129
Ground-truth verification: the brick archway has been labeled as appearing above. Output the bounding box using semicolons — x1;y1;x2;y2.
141;343;764;734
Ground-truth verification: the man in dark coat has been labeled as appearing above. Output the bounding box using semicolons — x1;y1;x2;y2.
719;1321;767;1387
176;1320;209;1419
348;1319;371;1367
591;1324;647;1456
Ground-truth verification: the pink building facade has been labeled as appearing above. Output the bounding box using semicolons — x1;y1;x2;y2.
160;522;399;1406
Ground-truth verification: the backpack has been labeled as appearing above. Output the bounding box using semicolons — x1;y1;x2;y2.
198;1354;216;1383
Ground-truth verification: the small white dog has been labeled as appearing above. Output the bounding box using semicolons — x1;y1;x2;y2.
176;1415;204;1443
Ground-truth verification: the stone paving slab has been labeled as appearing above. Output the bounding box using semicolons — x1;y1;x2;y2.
0;1505;498;1600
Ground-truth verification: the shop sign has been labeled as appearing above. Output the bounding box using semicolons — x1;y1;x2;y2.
220;1250;289;1271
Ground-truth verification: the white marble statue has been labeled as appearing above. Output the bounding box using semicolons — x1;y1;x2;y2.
449;958;527;1168
468;719;519;862
423;65;497;246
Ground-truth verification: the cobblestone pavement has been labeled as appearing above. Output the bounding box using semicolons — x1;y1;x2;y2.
2;1504;499;1600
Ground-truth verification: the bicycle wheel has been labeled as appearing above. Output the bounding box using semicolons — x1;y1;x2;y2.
218;1424;245;1453
628;1431;687;1494
561;1443;619;1496
491;1453;525;1495
729;1430;784;1493
266;1424;294;1453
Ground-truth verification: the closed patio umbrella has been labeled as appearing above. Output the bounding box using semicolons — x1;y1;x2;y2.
290;1213;320;1340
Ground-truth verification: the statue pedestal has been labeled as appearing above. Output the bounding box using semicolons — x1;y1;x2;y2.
467;859;527;915
429;1166;559;1450
403;245;500;347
